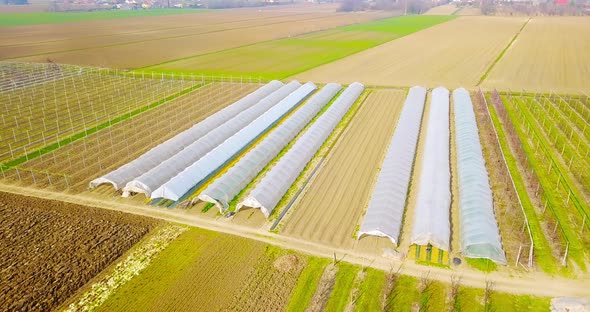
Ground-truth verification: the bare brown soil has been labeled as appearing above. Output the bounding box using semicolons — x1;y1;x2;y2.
0;191;157;311
281;90;405;249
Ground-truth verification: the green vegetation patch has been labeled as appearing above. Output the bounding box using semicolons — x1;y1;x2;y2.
0;9;205;27
149;15;456;79
354;268;386;312
490;292;551;311
387;275;420;312
465;258;498;273
285;256;330;312
325;262;359;311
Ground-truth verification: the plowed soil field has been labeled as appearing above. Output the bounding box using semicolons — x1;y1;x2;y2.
482;17;590;93
281;89;405;249
0;191;157;311
294;16;526;88
5;8;391;68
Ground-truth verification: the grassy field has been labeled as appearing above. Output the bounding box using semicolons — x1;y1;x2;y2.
0;9;205;27
149;15;455;79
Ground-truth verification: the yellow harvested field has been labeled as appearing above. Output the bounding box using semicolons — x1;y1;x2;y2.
281;89;405;249
456;6;481;15
482;17;590;93
294;16;526;88
424;4;458;15
6;10;392;68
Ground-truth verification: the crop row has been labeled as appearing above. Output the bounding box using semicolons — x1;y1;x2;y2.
0;71;194;164
5;82;258;191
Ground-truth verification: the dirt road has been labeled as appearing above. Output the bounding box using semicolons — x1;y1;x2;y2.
0;182;588;299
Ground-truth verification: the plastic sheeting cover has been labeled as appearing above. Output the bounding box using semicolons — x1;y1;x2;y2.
122;81;300;197
357;86;427;246
151;82;317;201
89;80;283;190
410;87;451;251
238;82;365;218
197;83;342;212
453;88;507;265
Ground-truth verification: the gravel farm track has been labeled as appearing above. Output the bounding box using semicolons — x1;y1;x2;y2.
280;90;405;249
0;191;157;311
2;6;392;68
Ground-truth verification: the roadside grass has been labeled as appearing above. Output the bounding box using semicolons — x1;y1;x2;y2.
486;97;557;274
325;262;359;312
148;15;456;79
490;292;551;311
386;275;420;312
285;256;330;312
0;9;206;27
354;268;386;312
465;258;498;273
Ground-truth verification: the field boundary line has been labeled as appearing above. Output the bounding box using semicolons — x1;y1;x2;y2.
0;82;206;171
0;182;587;298
477;17;530;86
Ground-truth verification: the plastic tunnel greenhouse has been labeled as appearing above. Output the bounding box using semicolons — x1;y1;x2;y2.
357;86;427;246
151;82;317;201
238;82;365;218
197;83;342;212
88;80;283;190
121;81;301;197
410;87;451;251
453;88;507;265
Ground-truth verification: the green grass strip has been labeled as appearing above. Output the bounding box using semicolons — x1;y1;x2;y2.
354;268;386;312
325;263;359;312
477;17;530;86
0;9;206;28
0;82;205;171
285;257;330;312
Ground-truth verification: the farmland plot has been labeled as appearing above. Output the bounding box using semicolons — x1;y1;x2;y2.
281;90;405;249
0;191;157;311
483;17;590;93
13;81;259;191
294;16;526;88
152;15;453;79
11;11;392;68
0;63;193;164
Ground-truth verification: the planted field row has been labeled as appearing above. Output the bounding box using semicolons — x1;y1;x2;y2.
6;82;258;191
501;93;589;269
0;191;158;311
0;62;194;164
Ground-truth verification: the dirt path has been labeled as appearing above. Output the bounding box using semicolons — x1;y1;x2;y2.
280;90;405;249
1;182;588;299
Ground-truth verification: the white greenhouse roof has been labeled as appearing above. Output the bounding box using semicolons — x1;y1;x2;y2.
121;81;301;197
410;87;451;251
357;86;427;246
453;88;507;265
197;83;342;212
238;82;365;218
88;80;283;190
151;82;317;201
